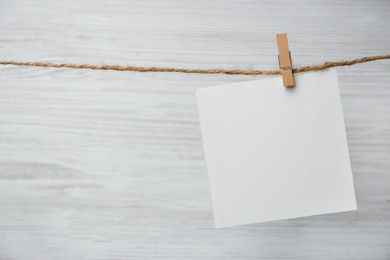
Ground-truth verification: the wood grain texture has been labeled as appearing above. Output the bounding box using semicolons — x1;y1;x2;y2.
0;0;389;259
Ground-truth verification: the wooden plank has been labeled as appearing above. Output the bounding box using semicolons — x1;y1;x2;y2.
0;0;389;259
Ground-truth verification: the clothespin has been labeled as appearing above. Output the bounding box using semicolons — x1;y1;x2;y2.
276;33;294;87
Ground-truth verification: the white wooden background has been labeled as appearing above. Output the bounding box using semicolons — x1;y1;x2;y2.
0;0;389;259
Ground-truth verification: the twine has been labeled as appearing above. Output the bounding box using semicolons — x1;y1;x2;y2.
0;54;389;75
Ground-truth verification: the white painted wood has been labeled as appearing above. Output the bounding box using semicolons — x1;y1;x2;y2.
0;0;389;259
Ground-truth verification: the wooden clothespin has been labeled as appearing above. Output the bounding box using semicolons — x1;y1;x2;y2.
276;33;294;87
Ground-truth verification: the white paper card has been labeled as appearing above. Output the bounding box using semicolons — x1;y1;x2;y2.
197;69;356;228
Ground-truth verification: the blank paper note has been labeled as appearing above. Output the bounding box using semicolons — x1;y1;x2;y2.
196;69;357;228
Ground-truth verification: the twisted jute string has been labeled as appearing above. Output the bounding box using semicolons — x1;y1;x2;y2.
0;54;389;75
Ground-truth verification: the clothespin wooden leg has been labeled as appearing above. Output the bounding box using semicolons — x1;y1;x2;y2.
276;33;294;88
